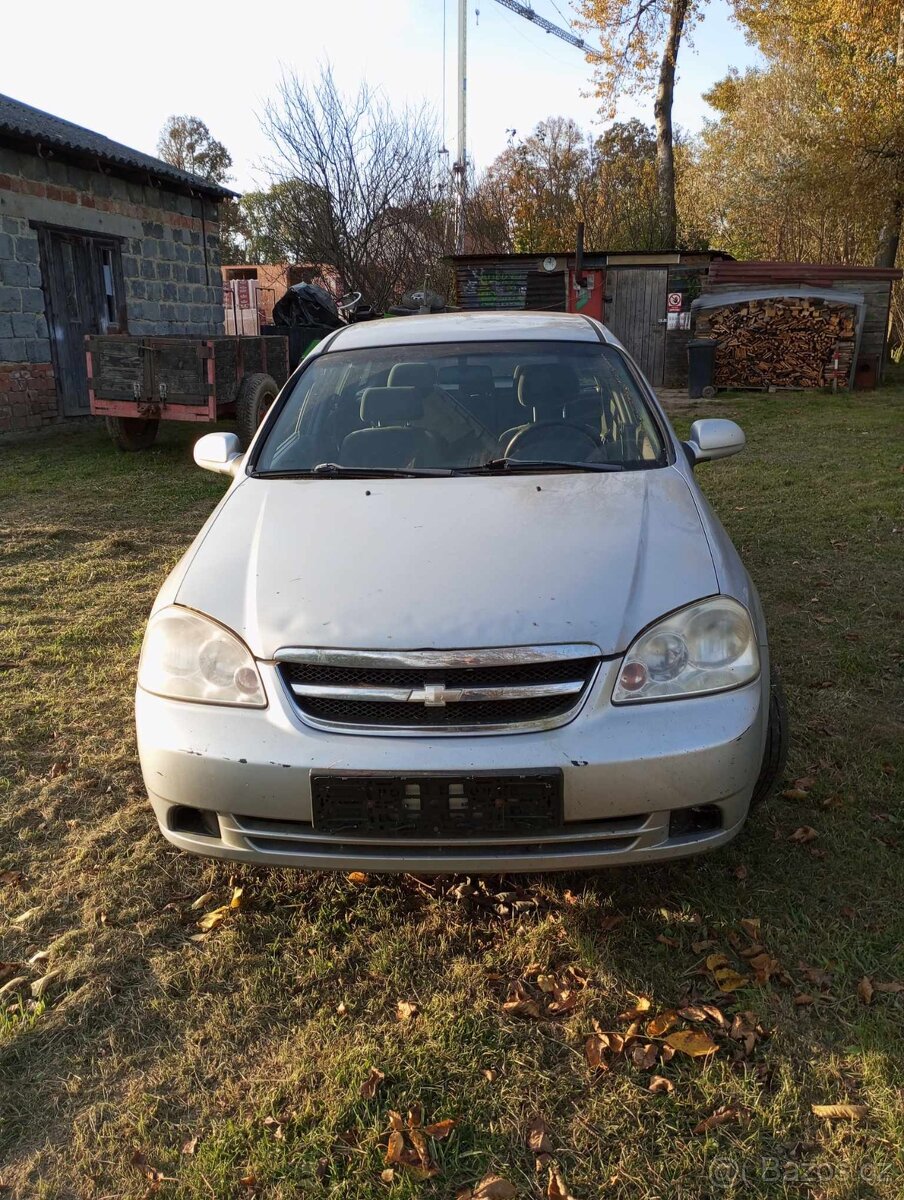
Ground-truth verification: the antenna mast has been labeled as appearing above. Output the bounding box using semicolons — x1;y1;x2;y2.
453;0;468;254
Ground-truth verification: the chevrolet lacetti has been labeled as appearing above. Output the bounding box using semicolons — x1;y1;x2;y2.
135;311;788;872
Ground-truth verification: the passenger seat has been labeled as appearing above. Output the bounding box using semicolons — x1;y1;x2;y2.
341;387;443;468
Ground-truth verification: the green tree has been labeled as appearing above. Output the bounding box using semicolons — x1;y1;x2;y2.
157;115;233;183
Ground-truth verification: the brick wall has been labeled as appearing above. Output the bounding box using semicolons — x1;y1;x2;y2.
0;142;225;433
0;362;56;433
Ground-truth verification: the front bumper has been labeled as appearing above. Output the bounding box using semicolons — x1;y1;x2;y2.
137;660;767;872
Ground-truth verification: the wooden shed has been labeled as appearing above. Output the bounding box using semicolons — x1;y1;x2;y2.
449;249;734;388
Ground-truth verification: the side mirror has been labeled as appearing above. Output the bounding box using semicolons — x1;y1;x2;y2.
193;431;244;477
683;418;745;466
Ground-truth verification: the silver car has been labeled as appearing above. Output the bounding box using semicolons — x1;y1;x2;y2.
136;311;788;872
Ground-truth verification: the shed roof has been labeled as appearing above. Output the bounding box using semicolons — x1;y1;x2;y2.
0;93;237;201
709;260;902;283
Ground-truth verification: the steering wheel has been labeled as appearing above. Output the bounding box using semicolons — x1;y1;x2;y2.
337;290;362;316
504;420;601;460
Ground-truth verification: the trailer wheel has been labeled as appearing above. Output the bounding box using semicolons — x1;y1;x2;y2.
236;373;278;448
106;416;159;451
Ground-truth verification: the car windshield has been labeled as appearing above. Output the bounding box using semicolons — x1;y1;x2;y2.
253;339;668;475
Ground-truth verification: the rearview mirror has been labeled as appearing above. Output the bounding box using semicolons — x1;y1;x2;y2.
193;431;244;477
683;419;745;466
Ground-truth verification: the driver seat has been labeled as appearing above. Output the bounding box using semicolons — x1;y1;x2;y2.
497;363;583;453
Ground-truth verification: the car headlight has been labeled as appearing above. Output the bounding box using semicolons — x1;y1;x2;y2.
138;607;266;707
612;597;759;704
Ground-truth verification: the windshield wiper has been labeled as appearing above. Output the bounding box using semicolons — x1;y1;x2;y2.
456;457;625;474
258;462;454;478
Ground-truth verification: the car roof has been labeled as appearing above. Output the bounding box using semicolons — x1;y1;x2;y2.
322;310;612;352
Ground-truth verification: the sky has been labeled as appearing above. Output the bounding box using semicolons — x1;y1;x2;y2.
2;0;761;192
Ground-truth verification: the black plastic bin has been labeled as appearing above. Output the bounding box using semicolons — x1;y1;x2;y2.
687;339;717;399
261;324;336;371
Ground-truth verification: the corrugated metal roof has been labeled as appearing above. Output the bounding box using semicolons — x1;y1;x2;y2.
710;260;902;283
0;93;237;200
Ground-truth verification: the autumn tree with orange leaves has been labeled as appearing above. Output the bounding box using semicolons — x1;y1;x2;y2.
575;0;698;247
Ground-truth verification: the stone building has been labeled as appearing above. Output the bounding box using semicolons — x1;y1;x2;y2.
0;94;235;434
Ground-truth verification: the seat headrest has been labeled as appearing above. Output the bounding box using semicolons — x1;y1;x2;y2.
517;363;580;412
456;365;495;394
360;386;423;425
387;362;437;389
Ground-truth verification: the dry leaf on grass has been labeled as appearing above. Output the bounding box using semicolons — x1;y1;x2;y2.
812;1104;868;1121
665;1029;719;1057
794;993;814;1007
740;918;761;940
423;1119;456;1139
30;969;62;999
789;826;818;844
457;1174;518;1199
347;871;369;886
874;981;904;994
857;977;874;1005
396;999;419;1021
526;1115;553;1156
631;1042;659;1070
181;1135;199;1156
649;1075;674;1094
189;890;216;910
646;1010;679;1037
0;870;23;887
547;1166;578;1199
360;1067;385;1099
706;953;750;993
502;979;543;1020
618;995;651;1021
692;1105;748;1134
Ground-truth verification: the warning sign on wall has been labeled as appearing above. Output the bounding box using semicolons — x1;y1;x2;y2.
667;292;683;312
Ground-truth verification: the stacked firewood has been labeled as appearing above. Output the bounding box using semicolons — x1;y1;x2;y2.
695;296;858;390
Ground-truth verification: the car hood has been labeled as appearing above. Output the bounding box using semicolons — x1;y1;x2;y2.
175;468;718;658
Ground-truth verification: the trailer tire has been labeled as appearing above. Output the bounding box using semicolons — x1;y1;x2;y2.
236;373;278;448
106;416;159;451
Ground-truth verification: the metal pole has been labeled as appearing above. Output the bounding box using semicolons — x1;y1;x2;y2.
454;0;467;254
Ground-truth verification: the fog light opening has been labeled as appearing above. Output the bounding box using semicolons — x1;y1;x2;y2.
668;804;722;839
169;805;221;839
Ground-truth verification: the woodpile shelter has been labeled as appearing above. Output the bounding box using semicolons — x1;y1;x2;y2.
0;93;234;435
697;261;902;390
450;250;901;391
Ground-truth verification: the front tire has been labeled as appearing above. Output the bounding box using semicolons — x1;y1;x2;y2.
106;416;159;451
236;373;278;448
750;673;789;807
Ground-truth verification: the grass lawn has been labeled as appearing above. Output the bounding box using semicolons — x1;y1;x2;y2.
0;390;902;1200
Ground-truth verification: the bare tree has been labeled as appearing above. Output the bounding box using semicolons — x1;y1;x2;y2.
262;66;448;310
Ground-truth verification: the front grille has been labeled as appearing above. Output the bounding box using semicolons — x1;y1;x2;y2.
276;646;601;734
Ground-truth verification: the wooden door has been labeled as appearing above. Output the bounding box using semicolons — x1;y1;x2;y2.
605;268;668;385
38;228;126;416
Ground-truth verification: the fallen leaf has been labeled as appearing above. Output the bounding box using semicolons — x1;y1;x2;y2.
196;905;231;932
458;1175;518;1199
781;788;809;801
714;968;750;993
502;980;542;1020
646;1010;679;1037
381;1167;395;1183
665;1029;719;1057
693;1105;747;1134
618;995;651;1021
691;939;717;953
384;1130;405;1165
789;826;818;844
0;870;23;887
347;871;369;886
396;999;419;1021
526;1115;553;1155
747;952;781;983
361;1066;385;1099
262;1116;284;1140
873;981;904;994
599;914;625;932
482;1068;498;1082
733;864;748;880
857;977;874;1005
740;918;761;940
336;1001;348;1016
30;968;62;999
189;891;216;910
547;1165;577;1200
657;934;680;949
794;993;814;1006
238;1172;257;1188
648;1074;674;1094
229;886;244;909
423;1118;456;1139
181;1136;199;1156
584;1033;609;1071
631;1042;659;1070
563;890;580;905
811;1104;868;1121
